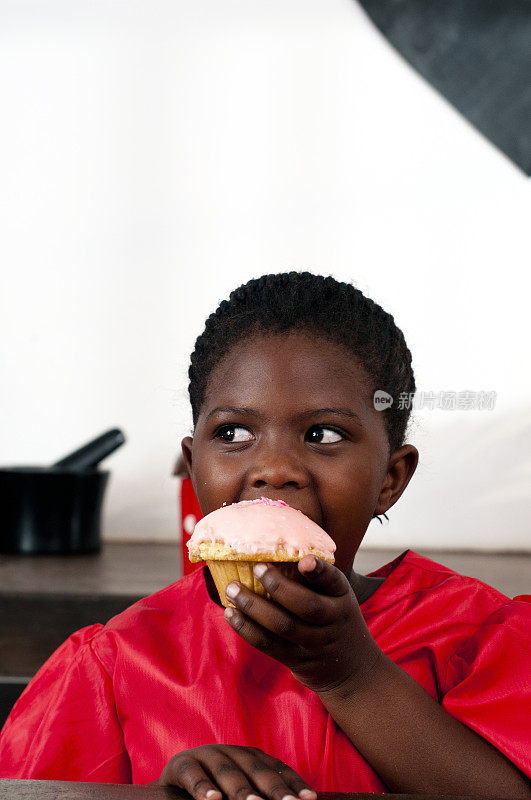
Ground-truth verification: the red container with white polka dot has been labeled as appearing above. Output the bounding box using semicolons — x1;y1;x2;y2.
180;477;203;576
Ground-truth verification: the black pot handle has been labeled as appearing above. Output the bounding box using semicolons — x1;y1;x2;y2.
52;428;126;471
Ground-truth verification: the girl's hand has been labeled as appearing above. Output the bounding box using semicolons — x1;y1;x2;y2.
224;556;384;695
155;744;318;800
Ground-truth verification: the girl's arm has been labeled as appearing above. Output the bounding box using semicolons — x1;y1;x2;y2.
318;654;531;798
224;558;530;798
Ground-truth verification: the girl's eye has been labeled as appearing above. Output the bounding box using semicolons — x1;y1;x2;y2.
306;426;344;444
215;425;254;443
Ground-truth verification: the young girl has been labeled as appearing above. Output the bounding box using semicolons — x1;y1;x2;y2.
0;272;529;797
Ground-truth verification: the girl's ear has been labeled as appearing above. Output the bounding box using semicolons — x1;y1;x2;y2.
181;436;194;479
373;444;419;516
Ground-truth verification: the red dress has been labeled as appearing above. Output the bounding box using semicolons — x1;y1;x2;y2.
0;549;529;790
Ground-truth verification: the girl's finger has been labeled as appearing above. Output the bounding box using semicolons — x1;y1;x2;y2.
224;602;307;654
226;747;318;800
251;566;337;626
298;556;348;597
158;754;223;800
257;754;318;800
205;748;284;800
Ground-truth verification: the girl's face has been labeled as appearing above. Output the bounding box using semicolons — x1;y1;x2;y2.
182;332;418;576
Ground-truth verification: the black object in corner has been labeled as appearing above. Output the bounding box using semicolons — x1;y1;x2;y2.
356;0;531;175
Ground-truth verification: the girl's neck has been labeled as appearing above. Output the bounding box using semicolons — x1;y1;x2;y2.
349;569;386;605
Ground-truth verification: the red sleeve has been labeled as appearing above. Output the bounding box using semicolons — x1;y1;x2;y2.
442;597;531;778
0;624;132;783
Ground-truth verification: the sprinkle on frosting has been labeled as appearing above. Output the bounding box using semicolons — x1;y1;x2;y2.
248;496;289;507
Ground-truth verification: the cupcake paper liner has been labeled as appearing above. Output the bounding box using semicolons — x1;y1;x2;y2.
207;559;301;608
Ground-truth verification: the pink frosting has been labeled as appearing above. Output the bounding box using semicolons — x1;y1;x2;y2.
187;497;336;559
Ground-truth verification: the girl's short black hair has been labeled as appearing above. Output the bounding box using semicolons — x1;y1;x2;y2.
188;271;416;455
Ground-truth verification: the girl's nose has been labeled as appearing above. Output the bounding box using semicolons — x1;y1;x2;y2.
247;448;310;490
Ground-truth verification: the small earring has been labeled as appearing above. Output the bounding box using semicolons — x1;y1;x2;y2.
372;512;389;525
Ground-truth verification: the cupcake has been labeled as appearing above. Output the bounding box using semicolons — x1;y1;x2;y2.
186;496;336;608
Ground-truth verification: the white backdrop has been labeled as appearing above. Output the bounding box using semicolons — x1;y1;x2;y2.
1;0;530;550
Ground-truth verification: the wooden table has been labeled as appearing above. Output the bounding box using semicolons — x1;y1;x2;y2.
0;781;511;800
